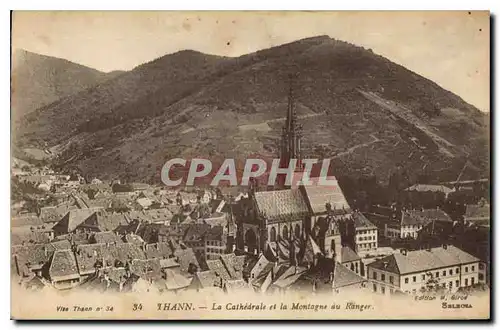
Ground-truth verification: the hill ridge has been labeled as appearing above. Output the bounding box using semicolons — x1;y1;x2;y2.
11;49;124;121
13;36;489;185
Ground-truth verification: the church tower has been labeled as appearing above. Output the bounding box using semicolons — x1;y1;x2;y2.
279;73;304;172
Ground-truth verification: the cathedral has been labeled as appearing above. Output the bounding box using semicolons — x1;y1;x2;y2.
279;72;304;177
236;74;356;264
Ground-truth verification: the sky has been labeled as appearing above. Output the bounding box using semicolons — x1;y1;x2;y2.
11;11;490;112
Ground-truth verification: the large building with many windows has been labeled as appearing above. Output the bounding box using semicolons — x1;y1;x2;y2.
366;245;480;295
352;212;378;252
384;208;452;239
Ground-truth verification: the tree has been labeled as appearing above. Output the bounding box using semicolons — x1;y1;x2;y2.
420;272;445;294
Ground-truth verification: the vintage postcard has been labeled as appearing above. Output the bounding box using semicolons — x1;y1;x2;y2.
10;11;490;320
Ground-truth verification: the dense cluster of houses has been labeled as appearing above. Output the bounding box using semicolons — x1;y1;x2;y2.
11;159;489;296
11;78;490;297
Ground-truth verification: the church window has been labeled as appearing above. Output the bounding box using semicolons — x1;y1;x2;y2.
295;224;301;238
270;227;277;242
282;225;288;240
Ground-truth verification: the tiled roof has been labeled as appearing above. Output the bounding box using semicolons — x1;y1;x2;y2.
69;232;92;246
405;184;454;194
465;204;490;220
78;212;129;232
219;253;244;280
124;233;144;245
225;279;253;293
130;183;150;191
254;189;309;222
159;258;180;269
24;275;50;290
352;212;377;229
301;178;351;215
49;249;79;281
264;242;278;262
249;254;273;280
49;240;72;250
88;182;112;192
183;223;211;242
401;209;452;227
203;213;228;228
137;223;168;243
115;219;141;235
233;255;246;273
129;259;162;281
332;262;366;289
75;243;106;274
92;231;122;245
107;243;146;265
139;190;158;200
277;240;290;260
170;213;192;225
12;243;55;273
39;203;78;223
86;195;114;209
121;273;142;292
164;268;193;290
309;236;323;256
11;213;43;227
101;267;128;284
368;245;480;275
205;225;224;241
145;243;173;260
195;270;218;288
79;273;119;293
207;259;231;281
136;198;153;209
75;243;144;273
11;229;50;246
53;208;96;233
368;205;398;219
164;204;182;215
143;209;173;222
251;265;273;290
272;266;307;289
341;246;361;263
209;199;232;214
174;247;199;273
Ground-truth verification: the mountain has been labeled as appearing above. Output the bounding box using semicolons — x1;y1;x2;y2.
11;49;124;120
14;36;490;185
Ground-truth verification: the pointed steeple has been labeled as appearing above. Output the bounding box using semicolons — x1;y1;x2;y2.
286;73;297;133
279;72;303;173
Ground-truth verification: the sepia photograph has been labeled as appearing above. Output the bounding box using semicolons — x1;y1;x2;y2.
9;10;490;320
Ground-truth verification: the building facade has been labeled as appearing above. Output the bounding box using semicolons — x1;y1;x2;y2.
384;209;452;239
352;212;378;252
366;245;480;295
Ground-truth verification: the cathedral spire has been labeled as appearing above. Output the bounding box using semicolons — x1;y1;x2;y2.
279;72;303;177
286;73;297;133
